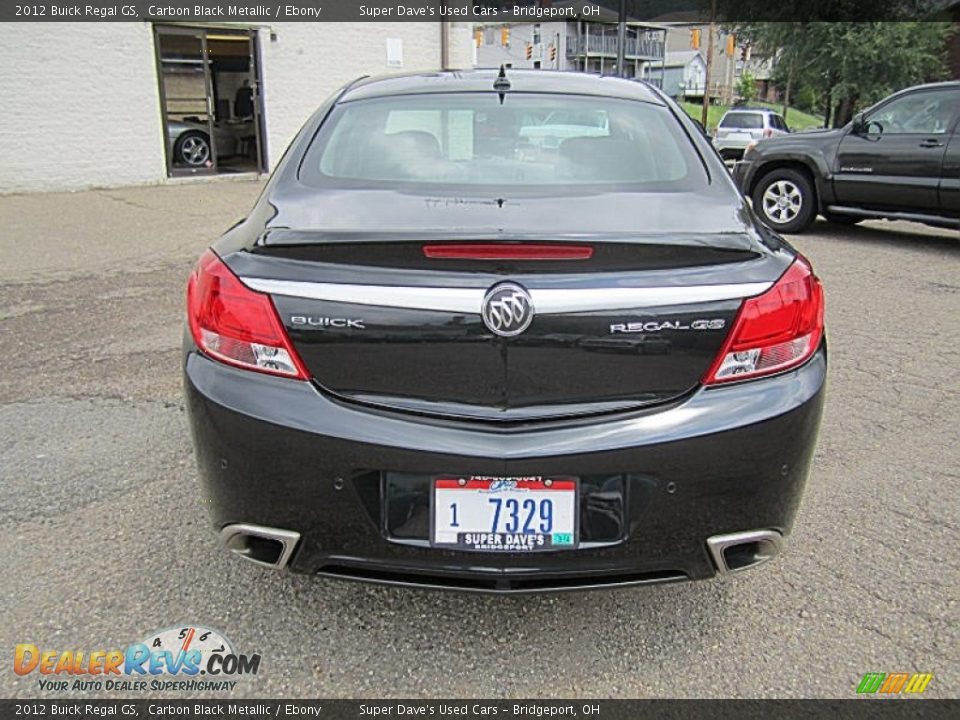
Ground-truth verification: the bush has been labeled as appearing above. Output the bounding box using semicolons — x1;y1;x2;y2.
737;70;757;103
794;86;819;115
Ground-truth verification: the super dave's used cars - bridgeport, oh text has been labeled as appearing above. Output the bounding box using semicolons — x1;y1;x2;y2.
183;69;826;593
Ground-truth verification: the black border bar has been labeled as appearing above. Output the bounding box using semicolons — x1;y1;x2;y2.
1;1;956;23
2;700;960;720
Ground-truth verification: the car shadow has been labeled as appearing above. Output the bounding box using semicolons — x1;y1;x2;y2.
264;565;760;693
798;219;959;254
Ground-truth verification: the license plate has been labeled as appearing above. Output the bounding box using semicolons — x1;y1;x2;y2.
432;476;578;551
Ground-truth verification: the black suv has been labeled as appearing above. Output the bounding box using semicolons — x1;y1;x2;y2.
735;82;959;233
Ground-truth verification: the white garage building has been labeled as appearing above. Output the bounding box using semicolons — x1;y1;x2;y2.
0;22;475;194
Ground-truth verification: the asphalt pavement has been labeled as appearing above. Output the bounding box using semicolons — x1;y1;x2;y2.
0;179;957;699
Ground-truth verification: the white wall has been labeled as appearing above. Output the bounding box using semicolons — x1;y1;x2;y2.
256;22;475;171
684;57;707;94
0;22;165;194
0;22;475;194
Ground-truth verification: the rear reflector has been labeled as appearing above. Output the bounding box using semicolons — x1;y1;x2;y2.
423;243;594;260
703;256;824;384
186;250;308;379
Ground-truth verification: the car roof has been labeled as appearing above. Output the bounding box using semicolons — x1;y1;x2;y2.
722;107;779;115
338;69;667;104
856;81;960;115
898;80;960;90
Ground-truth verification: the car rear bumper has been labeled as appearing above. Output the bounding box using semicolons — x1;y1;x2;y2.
184;344;826;592
714;137;754;152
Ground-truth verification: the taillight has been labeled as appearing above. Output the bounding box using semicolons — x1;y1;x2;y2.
763;128;773;138
703;257;824;385
186;250;308;379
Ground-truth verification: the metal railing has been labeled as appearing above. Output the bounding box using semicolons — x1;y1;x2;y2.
568;34;664;60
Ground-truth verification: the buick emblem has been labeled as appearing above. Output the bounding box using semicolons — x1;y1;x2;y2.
482;283;534;337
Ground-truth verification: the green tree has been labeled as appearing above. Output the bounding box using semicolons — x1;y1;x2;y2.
734;21;953;127
735;22;821;124
737;70;757;102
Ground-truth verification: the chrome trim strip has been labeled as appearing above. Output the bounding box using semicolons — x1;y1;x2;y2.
242;277;772;314
243;279;484;313
219;523;301;570
531;283;771;313
707;529;784;576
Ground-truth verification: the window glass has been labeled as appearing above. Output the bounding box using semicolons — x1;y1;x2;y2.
719;112;763;129
302;93;706;190
868;89;959;135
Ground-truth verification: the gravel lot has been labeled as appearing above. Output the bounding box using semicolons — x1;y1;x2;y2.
0;179;957;699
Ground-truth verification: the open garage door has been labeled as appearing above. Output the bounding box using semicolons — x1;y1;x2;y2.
154;25;266;177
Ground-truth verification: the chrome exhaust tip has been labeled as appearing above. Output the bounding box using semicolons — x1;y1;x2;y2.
219;523;301;570
707;529;784;576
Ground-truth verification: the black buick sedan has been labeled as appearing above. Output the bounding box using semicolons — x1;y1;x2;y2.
184;70;826;593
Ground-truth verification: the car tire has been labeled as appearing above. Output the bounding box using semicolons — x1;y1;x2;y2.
752;168;816;234
822;212;862;226
174;131;211;168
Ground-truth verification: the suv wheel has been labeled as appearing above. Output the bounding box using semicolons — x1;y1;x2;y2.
752;168;816;234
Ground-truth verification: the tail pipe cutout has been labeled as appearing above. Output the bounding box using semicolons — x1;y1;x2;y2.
707;529;784;575
220;523;301;570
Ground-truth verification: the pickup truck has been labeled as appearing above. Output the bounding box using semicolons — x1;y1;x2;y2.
734;81;959;233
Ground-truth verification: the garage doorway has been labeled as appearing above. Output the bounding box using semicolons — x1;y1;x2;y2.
154;25;266;177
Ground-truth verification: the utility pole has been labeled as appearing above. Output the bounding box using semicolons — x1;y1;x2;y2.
701;0;716;129
726;40;735;104
439;1;449;70
440;22;450;70
616;0;627;77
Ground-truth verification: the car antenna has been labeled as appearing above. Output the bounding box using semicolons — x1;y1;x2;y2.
493;64;511;104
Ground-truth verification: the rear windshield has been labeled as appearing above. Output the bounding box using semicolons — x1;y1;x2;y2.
719;112;764;129
299;93;706;191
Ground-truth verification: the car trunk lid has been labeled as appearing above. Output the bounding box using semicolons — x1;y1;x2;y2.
227;227;784;421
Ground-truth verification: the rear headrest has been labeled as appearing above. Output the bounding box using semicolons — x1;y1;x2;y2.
358;130;443;180
559;137;649;182
385;130;441;160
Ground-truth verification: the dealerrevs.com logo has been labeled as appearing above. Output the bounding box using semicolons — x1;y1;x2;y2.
14;625;260;693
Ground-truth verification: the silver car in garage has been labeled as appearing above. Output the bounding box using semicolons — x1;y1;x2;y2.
167;120;238;168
